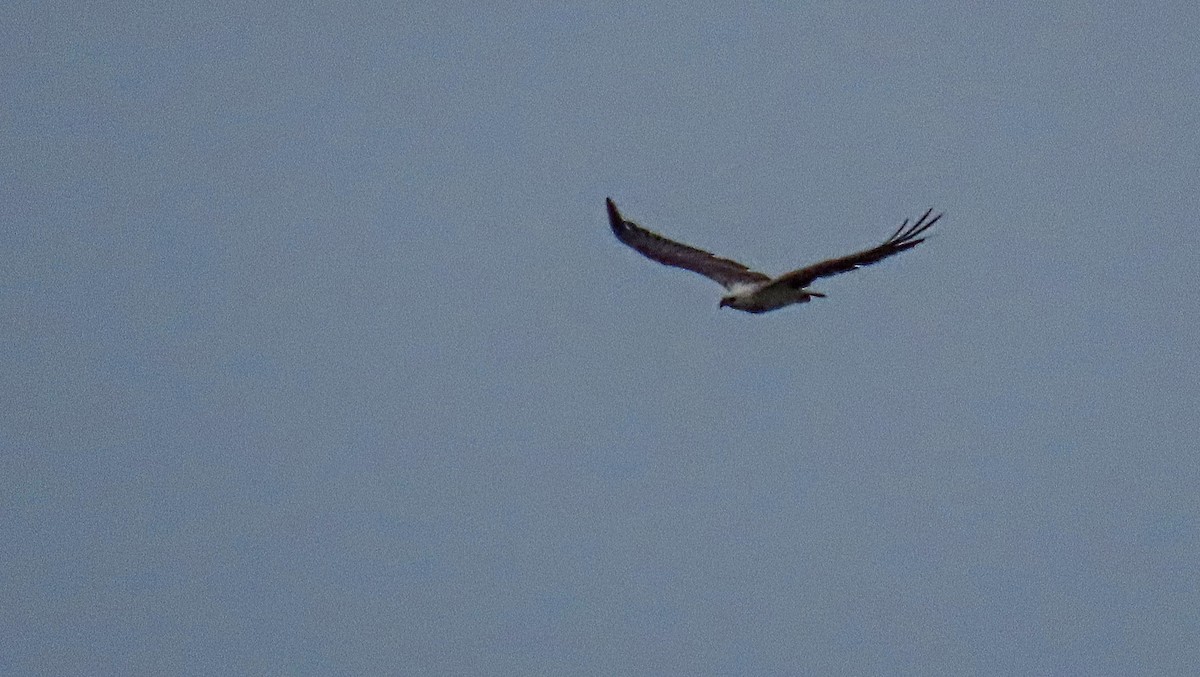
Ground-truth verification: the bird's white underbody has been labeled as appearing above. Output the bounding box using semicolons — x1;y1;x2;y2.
719;284;823;314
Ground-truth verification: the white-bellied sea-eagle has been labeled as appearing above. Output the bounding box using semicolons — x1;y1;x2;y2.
606;198;941;314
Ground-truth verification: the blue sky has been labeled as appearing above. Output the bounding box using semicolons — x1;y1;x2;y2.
4;2;1199;674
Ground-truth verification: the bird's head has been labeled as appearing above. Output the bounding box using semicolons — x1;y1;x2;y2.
719;297;732;309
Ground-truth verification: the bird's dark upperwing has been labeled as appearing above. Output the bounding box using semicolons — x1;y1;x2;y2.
606;198;769;289
764;208;942;291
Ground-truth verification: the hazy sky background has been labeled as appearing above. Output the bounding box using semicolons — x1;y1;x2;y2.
4;2;1199;674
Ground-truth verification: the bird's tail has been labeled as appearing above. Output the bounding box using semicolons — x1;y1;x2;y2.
807;290;827;298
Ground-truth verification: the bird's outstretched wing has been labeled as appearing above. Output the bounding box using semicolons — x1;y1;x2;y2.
764;208;942;291
606;198;770;289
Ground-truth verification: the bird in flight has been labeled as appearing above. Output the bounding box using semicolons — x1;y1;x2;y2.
606;198;941;314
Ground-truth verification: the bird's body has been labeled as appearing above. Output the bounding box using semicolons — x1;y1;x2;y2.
719;282;824;314
605;198;941;314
